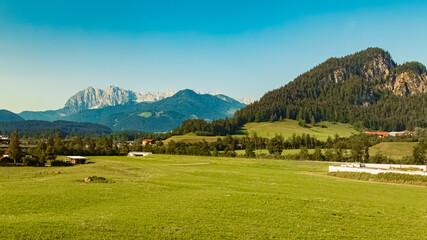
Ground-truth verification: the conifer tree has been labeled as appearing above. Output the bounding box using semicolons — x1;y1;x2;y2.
8;132;22;164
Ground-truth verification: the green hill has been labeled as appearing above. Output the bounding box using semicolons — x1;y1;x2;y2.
0;120;112;137
239;120;358;140
164;133;220;144
0;109;24;122
235;48;427;131
369;142;418;160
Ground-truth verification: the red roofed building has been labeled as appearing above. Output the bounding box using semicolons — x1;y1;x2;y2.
142;139;155;146
363;131;390;138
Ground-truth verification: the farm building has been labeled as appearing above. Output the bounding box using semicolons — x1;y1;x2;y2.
363;130;413;137
142;139;155;146
128;152;152;157
65;156;87;165
0;135;10;145
363;131;390;138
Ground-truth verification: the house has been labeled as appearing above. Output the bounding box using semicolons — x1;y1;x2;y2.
128;152;152;157
142;139;155;146
389;130;413;136
65;156;87;165
0;135;10;145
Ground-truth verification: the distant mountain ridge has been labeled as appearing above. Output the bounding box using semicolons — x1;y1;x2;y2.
19;89;246;132
62;86;254;115
0;120;112;137
64;86;178;114
0;109;24;122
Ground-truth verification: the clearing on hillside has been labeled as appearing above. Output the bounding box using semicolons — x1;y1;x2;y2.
0;155;425;239
369;142;418;159
239;119;358;140
164;133;220;144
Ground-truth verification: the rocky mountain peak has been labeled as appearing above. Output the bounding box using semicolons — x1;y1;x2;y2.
63;86;252;116
383;62;427;96
326;48;396;84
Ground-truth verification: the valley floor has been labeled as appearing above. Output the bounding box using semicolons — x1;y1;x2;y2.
0;155;426;239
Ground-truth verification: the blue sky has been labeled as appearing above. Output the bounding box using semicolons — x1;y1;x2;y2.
1;0;427;112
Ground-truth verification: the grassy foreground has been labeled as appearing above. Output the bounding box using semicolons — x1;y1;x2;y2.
0;155;426;239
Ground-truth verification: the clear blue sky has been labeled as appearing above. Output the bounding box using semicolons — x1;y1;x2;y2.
1;0;427;112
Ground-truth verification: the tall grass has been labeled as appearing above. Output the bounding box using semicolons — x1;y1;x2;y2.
329;172;427;186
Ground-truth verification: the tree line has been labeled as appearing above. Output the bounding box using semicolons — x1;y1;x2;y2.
3;130;426;166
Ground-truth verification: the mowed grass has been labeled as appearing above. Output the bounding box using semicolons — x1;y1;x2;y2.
0;155;426;239
240;120;358;140
369;142;418;159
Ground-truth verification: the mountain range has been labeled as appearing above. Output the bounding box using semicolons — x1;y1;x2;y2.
17;88;249;132
4;47;426;135
0;110;24;122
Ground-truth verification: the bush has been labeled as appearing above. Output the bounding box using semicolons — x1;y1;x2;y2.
23;157;44;167
369;154;391;164
81;176;112;183
51;160;73;167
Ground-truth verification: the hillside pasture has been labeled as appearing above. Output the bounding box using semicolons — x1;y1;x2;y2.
369;142;418;159
0;155;426;239
239;120;358;140
163;132;220;144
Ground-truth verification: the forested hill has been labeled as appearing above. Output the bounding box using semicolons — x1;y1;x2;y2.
0;120;112;137
0;110;24;122
234;48;427;131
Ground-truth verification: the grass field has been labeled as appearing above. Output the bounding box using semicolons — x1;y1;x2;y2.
369;142;418;159
240;120;358;140
234;149;317;156
164;120;358;144
0;155;426;239
164;132;220;144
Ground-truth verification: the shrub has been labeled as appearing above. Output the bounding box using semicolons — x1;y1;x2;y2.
23;157;44;167
51;160;73;167
81;176;112;183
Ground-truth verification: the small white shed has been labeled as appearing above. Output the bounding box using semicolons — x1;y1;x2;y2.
128;152;152;157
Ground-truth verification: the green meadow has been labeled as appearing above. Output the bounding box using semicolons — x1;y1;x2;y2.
240;120;358;140
164;132;220;144
164;120;358;144
369;142;418;159
0;155;426;239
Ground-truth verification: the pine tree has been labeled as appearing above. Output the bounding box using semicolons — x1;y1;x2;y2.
412;139;426;164
8;132;22;164
312;147;324;161
245;142;256;158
